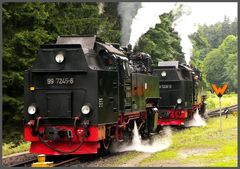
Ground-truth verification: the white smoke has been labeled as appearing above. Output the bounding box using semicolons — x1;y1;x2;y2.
118;2;189;48
118;2;142;46
98;2;104;15
110;121;172;153
117;3;236;63
129;2;178;47
184;109;206;127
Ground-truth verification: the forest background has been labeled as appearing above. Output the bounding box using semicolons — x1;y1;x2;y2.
2;2;237;146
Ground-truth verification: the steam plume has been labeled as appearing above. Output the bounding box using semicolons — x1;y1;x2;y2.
184;109;206;127
110;121;172;153
129;3;177;47
118;2;142;46
98;2;104;15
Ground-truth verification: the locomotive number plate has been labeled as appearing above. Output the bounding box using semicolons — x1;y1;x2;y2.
159;84;172;89
47;77;74;85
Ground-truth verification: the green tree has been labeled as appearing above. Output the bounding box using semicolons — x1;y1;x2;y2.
218;35;237;92
3;2;121;144
97;2;121;42
3;2;53;143
189;28;210;69
189;17;237;69
135;11;185;65
189;18;237;92
202;35;237;92
202;49;225;87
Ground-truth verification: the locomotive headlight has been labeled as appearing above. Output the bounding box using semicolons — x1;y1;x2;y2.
28;104;36;115
161;71;167;77
81;104;91;115
177;98;182;104
55;53;64;63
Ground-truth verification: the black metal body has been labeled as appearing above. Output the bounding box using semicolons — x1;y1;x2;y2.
152;61;200;110
24;36;159;127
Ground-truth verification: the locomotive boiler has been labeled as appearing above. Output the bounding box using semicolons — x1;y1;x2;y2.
23;36;160;155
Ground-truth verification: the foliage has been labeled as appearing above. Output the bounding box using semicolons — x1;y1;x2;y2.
99;2;121;42
189;17;237;67
202;35;237;92
3;2;53;143
206;92;237;111
189;17;237;92
2;141;31;156
135;11;185;65
3;2;121;144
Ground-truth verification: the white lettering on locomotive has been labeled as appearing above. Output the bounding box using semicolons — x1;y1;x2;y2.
46;77;74;85
98;98;104;108
159;84;172;89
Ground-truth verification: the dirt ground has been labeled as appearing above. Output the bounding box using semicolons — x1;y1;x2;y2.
70;115;237;167
70;148;216;167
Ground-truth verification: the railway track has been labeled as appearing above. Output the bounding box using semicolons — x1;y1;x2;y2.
2;151;113;167
3;104;237;167
2;153;82;167
206;104;238;118
2;151;38;167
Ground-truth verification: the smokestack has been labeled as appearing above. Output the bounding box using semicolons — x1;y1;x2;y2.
127;43;132;52
118;2;142;46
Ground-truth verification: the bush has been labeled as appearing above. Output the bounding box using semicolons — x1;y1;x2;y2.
2;141;30;156
206;92;237;111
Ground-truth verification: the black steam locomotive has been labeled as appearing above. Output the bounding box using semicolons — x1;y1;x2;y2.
153;61;206;126
24;35;205;155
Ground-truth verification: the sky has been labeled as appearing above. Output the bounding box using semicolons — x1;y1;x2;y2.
129;2;238;64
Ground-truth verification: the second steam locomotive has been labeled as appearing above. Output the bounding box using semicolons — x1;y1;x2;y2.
24;35;206;155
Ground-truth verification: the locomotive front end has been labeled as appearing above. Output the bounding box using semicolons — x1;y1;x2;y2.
24;36;118;155
153;61;195;126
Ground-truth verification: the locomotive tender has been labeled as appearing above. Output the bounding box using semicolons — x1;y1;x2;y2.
24;35;205;155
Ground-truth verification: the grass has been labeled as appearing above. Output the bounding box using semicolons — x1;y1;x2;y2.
140;114;238;167
206;92;237;111
2;142;30;156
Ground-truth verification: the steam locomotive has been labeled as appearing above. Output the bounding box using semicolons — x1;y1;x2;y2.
24;35;206;155
153;61;206;126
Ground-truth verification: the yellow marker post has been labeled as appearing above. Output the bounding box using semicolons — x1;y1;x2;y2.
211;83;228;131
32;154;54;167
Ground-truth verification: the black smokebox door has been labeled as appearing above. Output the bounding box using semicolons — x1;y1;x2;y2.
47;92;72;118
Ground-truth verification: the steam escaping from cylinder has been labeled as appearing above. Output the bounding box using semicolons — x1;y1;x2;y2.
110;121;172;153
184;109;206;127
118;2;142;46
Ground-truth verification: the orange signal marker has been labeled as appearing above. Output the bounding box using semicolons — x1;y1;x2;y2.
211;84;228;97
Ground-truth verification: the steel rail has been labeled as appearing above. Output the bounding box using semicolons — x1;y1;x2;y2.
2;152;37;167
206;104;237;118
4;154;80;167
8;158;38;167
53;157;80;167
